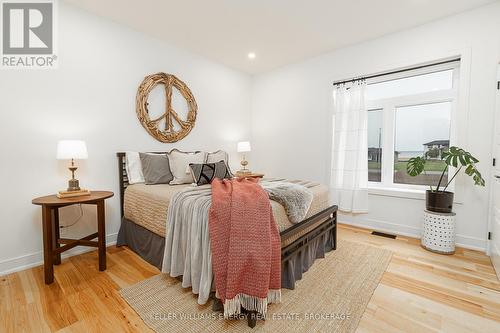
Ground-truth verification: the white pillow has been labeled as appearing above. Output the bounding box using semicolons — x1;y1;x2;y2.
125;151;145;184
167;149;207;185
206;150;233;175
206;150;229;164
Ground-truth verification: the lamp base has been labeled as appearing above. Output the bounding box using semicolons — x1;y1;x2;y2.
67;178;81;192
236;169;252;175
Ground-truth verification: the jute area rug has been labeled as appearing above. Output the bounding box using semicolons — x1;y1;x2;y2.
120;240;392;333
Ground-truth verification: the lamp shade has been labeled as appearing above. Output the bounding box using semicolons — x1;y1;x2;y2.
237;141;251;153
56;140;88;160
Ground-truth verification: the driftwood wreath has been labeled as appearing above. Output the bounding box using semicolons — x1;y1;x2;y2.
136;72;197;143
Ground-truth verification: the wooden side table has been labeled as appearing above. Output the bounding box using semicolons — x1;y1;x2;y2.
32;191;114;284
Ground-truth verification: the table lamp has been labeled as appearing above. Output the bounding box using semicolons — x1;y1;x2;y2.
237;141;252;174
57;140;88;193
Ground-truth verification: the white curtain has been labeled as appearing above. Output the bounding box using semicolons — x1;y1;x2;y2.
330;81;368;213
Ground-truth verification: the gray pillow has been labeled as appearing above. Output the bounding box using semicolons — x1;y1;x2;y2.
139;153;173;185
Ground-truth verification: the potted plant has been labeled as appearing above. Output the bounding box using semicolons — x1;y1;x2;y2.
406;146;485;213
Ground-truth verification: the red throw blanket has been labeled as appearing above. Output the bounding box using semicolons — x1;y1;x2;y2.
209;178;281;318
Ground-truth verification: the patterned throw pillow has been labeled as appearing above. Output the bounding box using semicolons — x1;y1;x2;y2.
189;160;232;186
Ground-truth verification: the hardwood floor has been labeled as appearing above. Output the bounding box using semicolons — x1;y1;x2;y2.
1;224;499;332
346;225;500;333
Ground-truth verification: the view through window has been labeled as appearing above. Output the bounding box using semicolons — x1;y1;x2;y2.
394;102;451;185
368;109;383;182
365;61;459;188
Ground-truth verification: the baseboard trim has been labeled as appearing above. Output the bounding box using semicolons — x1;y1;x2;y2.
0;232;118;276
339;218;487;252
1;219;488;275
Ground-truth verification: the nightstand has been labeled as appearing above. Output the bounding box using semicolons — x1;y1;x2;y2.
32;191;114;284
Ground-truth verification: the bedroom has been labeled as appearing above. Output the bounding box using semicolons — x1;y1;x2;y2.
1;0;500;332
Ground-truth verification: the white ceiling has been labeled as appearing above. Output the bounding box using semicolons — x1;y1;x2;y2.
64;0;497;74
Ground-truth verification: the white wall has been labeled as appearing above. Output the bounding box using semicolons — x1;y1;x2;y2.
0;2;252;274
251;3;500;251
2;2;499;276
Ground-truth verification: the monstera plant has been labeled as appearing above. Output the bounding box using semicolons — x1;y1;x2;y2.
406;146;485;213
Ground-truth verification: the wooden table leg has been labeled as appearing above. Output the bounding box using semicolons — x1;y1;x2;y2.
52;207;62;265
42;205;54;284
97;200;106;271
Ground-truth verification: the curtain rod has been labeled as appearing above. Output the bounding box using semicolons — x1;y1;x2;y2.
332;58;460;86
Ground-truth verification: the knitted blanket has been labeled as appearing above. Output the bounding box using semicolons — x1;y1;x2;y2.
261;180;314;223
161;179;313;306
209;178;281;318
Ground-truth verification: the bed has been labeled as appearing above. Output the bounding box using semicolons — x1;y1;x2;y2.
115;151;338;297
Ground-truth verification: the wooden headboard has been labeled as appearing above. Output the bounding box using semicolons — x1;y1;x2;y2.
117;151;195;216
116;152;128;217
118;152;171;217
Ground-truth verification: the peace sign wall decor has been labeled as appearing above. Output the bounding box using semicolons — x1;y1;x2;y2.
136;73;197;143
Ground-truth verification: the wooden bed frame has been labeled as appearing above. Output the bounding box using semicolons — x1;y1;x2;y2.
116;152;338;327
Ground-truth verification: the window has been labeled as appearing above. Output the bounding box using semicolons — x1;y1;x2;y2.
366;60;459;189
365;70;454;101
394;102;451;186
368;109;383;182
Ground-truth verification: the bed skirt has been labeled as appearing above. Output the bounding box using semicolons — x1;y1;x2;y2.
281;225;335;289
117;217;336;289
117;217;165;270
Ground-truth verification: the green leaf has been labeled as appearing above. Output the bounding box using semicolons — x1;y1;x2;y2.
471;167;485;186
464;154;471;164
465;164;474;176
443;146;480;168
428;146;485;188
459;154;466;166
406;157;426;177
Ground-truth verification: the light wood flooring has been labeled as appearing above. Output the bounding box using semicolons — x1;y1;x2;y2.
1;224;499;332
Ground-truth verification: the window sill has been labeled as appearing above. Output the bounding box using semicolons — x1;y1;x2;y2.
368;187;426;200
367;187;463;205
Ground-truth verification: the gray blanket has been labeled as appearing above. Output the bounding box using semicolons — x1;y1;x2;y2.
261;180;313;223
161;180;314;305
